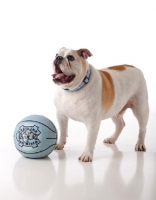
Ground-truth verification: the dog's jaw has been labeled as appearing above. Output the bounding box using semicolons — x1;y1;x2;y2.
52;64;76;85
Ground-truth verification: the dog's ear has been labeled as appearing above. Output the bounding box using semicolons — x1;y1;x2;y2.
77;49;93;59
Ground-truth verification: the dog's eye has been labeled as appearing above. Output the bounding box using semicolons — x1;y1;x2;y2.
67;55;74;61
55;54;58;57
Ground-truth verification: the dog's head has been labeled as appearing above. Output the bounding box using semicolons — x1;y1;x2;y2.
52;48;92;89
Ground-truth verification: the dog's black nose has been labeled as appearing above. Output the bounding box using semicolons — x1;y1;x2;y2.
54;56;63;65
57;56;63;61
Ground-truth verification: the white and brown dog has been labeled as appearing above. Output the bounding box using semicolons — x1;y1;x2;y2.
52;47;149;162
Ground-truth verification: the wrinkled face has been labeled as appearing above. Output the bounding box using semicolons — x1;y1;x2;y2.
52;48;92;87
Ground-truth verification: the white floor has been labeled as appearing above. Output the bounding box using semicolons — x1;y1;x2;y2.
0;111;156;200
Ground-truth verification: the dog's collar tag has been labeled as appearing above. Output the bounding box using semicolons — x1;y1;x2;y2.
63;67;91;92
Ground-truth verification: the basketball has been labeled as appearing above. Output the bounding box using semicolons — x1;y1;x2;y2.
13;115;58;158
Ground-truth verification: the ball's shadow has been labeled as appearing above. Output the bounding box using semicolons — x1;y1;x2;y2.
13;156;56;196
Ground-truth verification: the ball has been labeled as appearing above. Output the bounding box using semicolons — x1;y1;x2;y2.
13;115;58;159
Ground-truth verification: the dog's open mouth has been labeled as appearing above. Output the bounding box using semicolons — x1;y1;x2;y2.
52;66;75;84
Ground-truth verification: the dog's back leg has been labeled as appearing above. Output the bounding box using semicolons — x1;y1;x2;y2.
104;112;126;144
131;96;149;151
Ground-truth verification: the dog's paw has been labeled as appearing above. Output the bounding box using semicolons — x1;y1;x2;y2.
78;150;93;162
103;137;116;144
135;142;146;151
55;141;66;150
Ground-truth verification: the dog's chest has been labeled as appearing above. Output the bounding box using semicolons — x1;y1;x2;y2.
54;90;89;121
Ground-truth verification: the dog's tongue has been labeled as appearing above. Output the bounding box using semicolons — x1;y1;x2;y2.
52;73;65;79
52;72;75;84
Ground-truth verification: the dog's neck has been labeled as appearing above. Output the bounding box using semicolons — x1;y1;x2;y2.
63;67;91;92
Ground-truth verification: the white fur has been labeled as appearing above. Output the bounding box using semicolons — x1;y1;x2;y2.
52;48;149;162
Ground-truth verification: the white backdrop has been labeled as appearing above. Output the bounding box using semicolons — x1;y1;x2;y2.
0;0;156;148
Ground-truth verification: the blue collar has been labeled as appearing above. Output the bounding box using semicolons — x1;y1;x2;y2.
63;67;91;92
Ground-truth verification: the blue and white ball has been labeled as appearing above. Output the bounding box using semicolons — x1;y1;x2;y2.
13;115;58;158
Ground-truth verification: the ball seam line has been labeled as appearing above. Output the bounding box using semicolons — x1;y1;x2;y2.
15;144;56;154
17;120;57;134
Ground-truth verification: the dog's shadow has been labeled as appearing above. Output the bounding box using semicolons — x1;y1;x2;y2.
51;145;145;200
96;144;144;200
13;146;145;200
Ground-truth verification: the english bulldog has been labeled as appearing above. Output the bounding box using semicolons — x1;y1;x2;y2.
52;47;149;162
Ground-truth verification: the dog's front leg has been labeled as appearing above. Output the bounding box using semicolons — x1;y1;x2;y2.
55;110;68;150
79;120;100;162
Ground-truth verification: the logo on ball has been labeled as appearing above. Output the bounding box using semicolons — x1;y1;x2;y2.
16;125;41;148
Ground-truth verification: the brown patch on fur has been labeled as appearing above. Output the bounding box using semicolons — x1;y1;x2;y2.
126;65;135;68
108;64;135;71
108;65;126;71
98;70;115;110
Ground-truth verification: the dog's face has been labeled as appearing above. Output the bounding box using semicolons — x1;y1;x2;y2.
52;48;92;88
